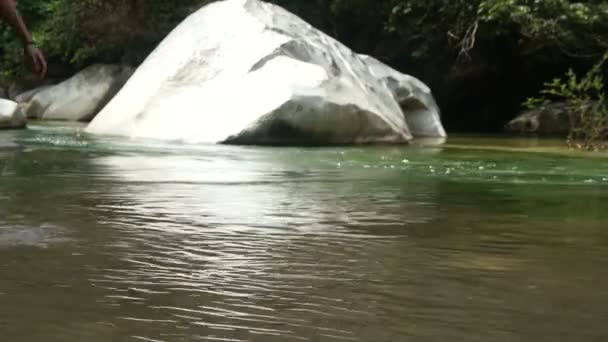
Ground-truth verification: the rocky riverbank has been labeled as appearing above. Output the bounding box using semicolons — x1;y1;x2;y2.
2;0;449;146
0;64;133;130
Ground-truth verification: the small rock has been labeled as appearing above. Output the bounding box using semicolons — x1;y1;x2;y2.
7;77;59;100
505;102;571;136
22;64;134;121
14;85;54;104
0;99;26;129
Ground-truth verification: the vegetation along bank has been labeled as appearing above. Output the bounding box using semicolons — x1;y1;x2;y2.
1;0;606;147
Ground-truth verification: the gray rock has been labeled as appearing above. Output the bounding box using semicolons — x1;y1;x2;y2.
14;85;54;104
361;55;446;138
506;102;571;136
7;78;59;100
87;0;445;145
22;64;133;121
0;99;26;129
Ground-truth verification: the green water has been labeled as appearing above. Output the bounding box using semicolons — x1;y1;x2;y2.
1;124;608;341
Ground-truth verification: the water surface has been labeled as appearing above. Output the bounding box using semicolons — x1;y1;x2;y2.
1;124;608;341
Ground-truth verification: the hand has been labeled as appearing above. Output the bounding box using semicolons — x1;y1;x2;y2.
24;44;47;79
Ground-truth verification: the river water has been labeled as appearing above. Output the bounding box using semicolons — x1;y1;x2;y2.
1;123;608;341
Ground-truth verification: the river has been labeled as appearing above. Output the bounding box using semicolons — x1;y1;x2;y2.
1;123;608;341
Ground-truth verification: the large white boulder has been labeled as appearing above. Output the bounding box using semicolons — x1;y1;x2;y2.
361;55;446;138
87;0;445;145
0;99;26;129
22;64;133;121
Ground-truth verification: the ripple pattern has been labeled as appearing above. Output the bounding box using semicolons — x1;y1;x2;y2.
2;128;608;341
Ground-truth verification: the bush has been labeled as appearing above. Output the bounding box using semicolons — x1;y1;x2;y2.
3;0;606;76
1;0;607;145
0;0;213;81
525;53;608;150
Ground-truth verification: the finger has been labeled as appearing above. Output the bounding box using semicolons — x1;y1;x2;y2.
34;53;45;79
32;54;41;74
39;54;48;78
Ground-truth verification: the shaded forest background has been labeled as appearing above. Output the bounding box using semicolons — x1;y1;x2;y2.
1;0;606;133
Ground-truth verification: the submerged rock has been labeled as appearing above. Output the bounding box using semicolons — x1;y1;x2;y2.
0;99;26;129
506;102;571;136
0;224;70;248
21;64;133;121
87;0;445;145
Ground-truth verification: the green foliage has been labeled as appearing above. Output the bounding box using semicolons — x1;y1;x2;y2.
3;0;606;74
386;0;481;59
380;0;608;61
1;0;607;146
0;0;213;81
478;0;608;57
525;53;608;150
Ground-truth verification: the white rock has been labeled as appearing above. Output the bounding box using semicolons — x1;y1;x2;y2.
7;78;57;100
361;55;446;138
87;0;444;145
0;99;26;129
23;64;133;121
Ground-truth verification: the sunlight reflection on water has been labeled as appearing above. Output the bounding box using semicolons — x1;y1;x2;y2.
1;126;608;341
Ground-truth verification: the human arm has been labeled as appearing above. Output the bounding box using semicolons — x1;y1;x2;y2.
0;0;47;78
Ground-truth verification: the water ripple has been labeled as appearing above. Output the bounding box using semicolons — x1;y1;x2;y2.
3;127;608;341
